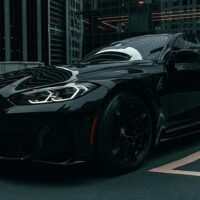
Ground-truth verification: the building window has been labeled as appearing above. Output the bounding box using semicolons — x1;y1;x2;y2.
173;1;179;6
0;0;5;61
10;0;23;61
182;0;188;6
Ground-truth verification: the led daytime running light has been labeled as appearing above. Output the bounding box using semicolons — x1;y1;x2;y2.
28;84;89;104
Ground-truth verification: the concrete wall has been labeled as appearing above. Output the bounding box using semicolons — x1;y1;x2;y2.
0;62;44;74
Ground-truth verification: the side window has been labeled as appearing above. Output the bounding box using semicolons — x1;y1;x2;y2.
186;35;199;49
186;36;200;66
172;35;200;66
196;35;200;44
148;47;164;60
173;35;199;50
173;35;187;50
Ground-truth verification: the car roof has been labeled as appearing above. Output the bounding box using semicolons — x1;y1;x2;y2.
112;34;173;45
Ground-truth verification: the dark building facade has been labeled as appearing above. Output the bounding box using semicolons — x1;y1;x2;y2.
49;0;67;65
0;0;49;64
2;0;200;66
0;0;5;61
82;0;200;56
0;0;83;66
153;0;200;34
0;0;45;63
83;0;159;56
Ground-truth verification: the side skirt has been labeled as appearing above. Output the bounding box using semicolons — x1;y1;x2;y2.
159;120;200;142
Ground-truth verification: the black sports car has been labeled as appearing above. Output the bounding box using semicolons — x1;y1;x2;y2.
0;33;200;173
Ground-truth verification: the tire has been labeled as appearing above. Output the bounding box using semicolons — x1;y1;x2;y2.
97;91;153;173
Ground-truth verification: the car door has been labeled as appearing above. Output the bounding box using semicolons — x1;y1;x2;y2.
158;34;200;137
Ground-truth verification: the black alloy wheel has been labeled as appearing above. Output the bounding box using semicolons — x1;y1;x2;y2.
97;92;153;173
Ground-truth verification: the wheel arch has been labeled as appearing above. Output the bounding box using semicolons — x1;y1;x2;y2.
97;80;159;141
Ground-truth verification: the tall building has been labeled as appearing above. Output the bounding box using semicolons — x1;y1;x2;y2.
0;0;5;61
66;0;83;64
153;0;200;34
0;0;83;66
48;0;67;65
83;0;159;56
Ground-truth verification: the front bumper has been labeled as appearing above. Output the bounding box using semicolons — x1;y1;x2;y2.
0;86;108;164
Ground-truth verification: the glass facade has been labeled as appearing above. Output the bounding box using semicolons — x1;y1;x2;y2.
10;0;23;61
41;0;49;65
154;0;200;34
83;0;158;55
49;0;66;65
83;0;200;56
0;0;46;63
0;0;83;65
66;0;83;64
1;0;200;65
27;0;38;61
0;0;5;61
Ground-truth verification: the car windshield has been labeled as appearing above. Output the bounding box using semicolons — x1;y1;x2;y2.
81;34;171;64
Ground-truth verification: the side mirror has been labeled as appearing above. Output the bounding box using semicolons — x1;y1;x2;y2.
170;49;200;63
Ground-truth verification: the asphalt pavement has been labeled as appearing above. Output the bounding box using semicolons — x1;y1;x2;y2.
1;134;200;200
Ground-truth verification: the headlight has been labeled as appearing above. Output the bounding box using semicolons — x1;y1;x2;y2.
11;83;97;105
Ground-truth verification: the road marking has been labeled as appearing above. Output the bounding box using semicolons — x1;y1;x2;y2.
150;151;200;177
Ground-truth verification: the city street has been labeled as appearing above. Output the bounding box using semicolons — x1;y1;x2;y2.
1;1;200;199
0;134;200;200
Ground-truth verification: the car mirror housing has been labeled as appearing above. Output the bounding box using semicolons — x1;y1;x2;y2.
170;49;200;63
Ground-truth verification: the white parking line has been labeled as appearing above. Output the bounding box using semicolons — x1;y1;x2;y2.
150;151;200;177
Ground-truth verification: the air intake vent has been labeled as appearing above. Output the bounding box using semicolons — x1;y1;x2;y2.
0;132;39;158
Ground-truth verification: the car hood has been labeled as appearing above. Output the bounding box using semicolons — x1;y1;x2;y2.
0;66;77;91
0;61;152;96
76;61;152;80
